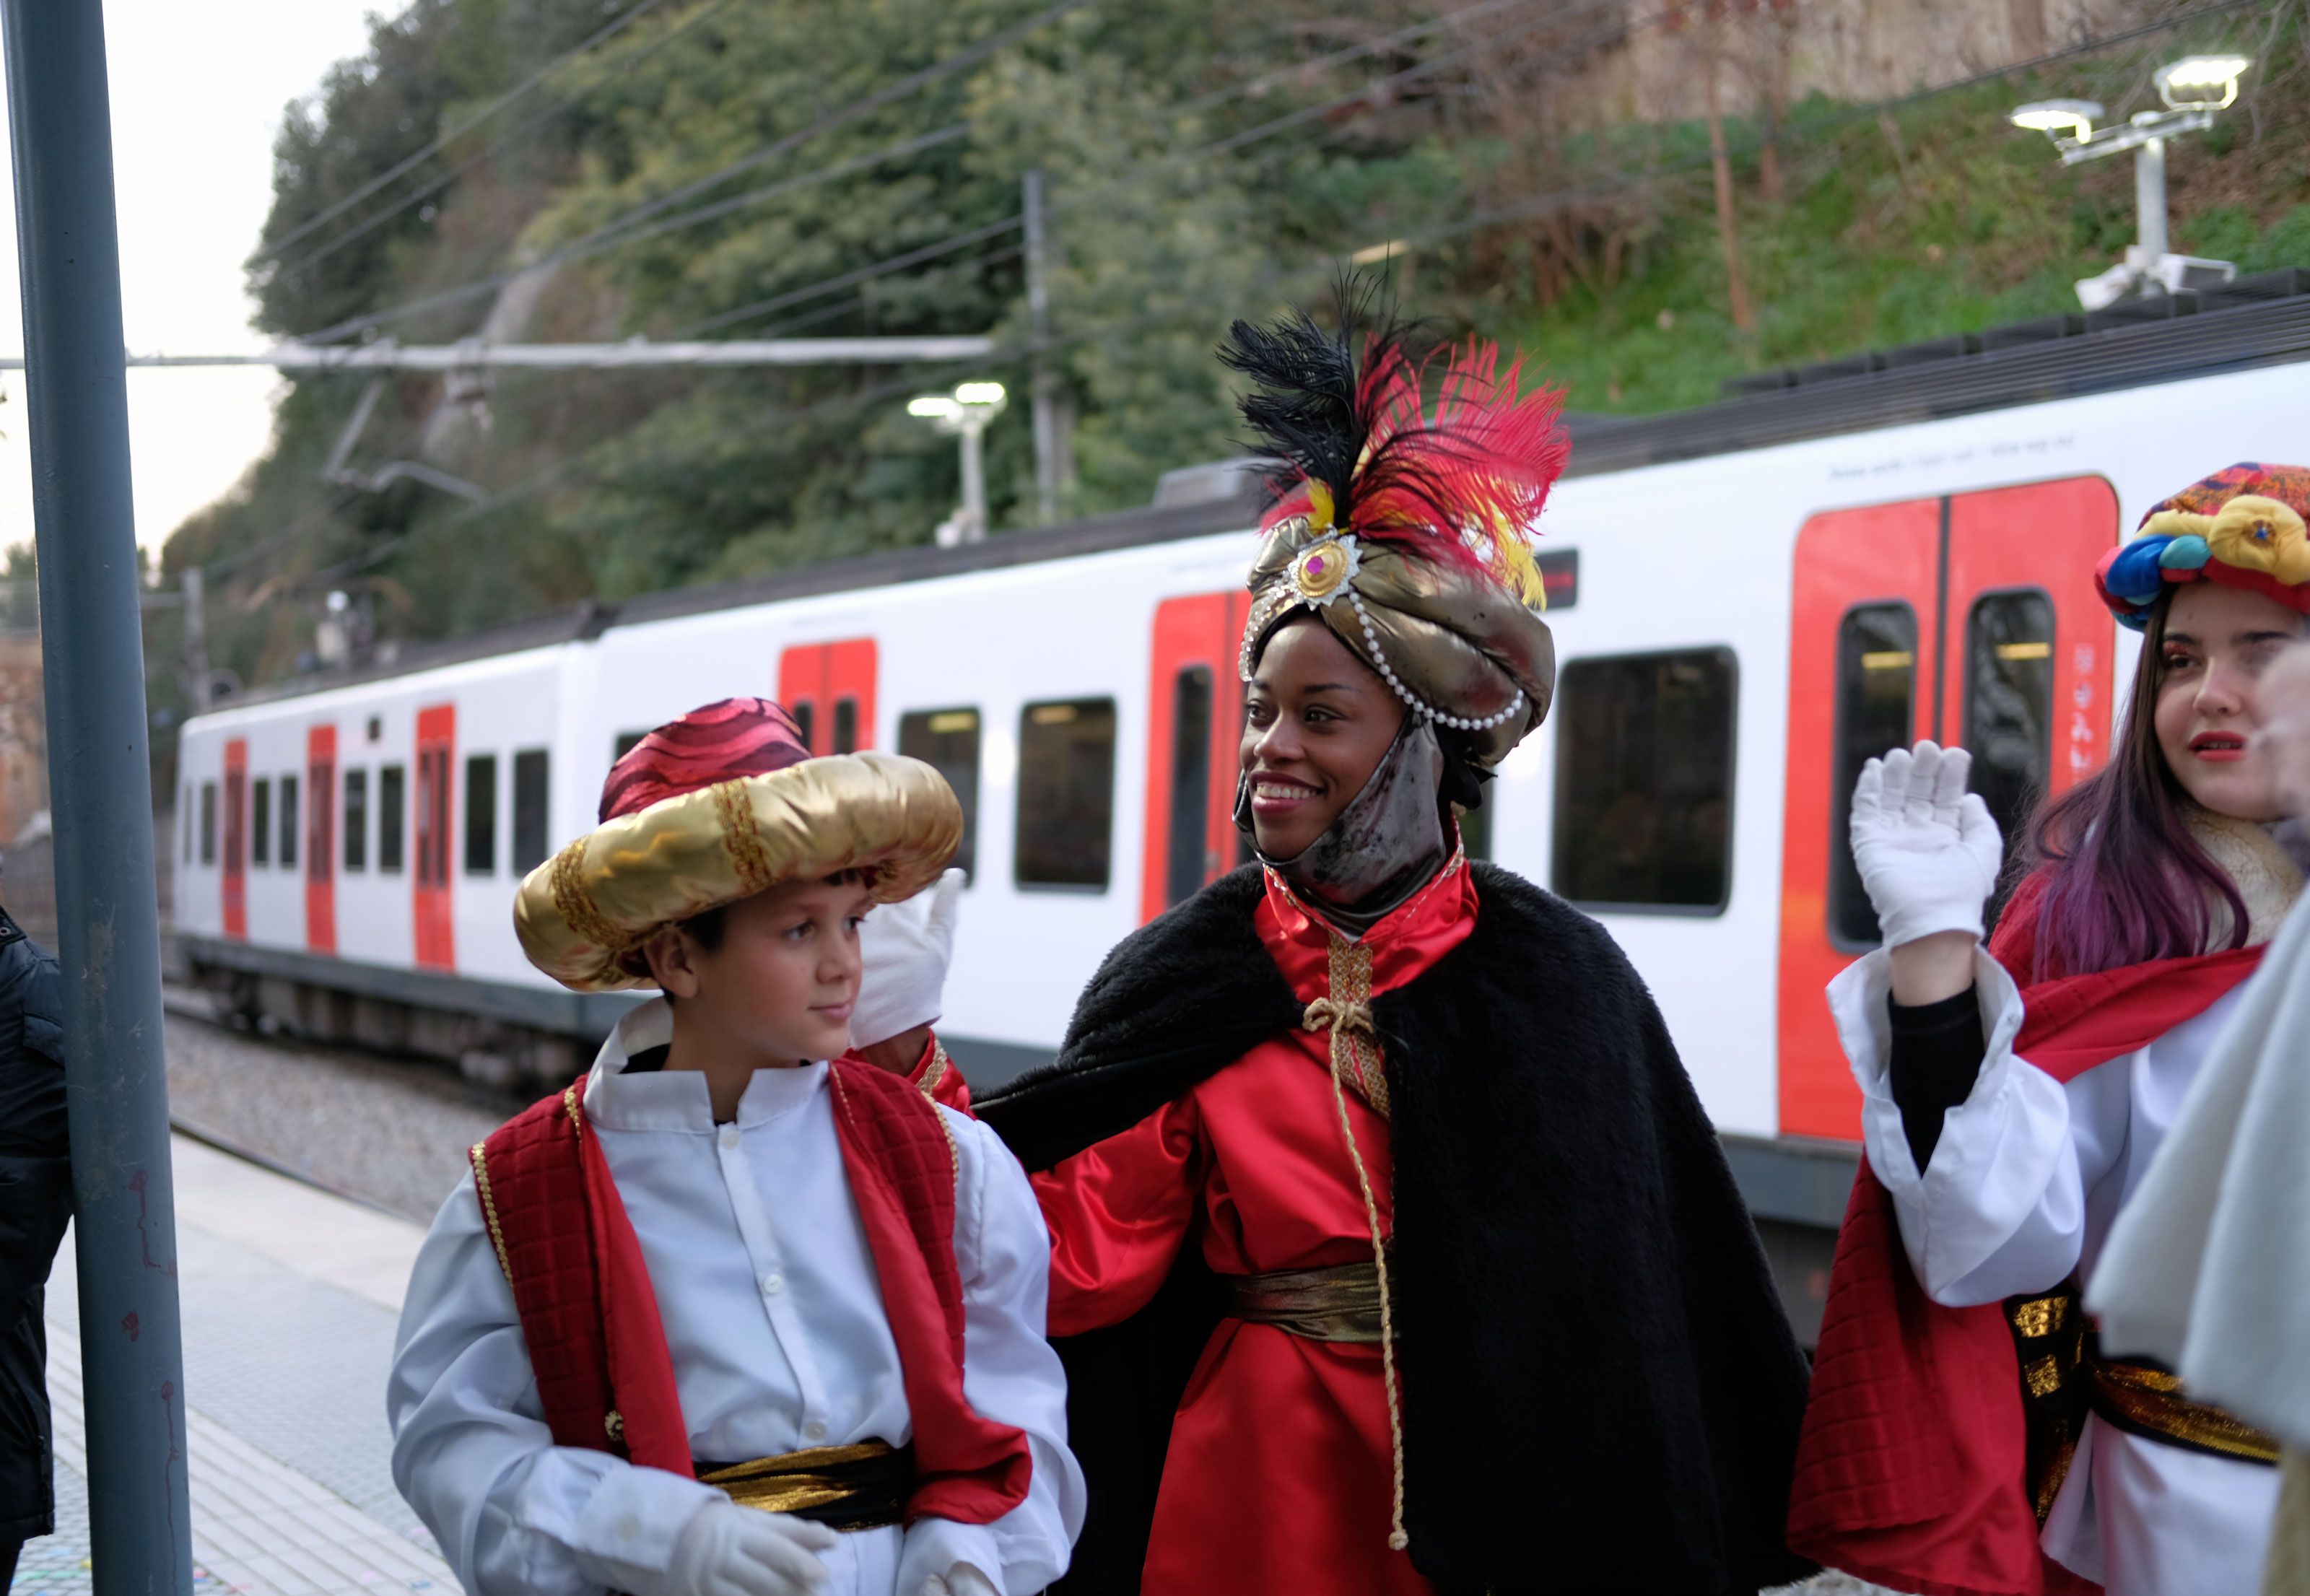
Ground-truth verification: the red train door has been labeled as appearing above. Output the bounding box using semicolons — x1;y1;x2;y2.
1777;476;2118;1139
414;704;456;971
222;738;248;940
306;724;337;954
778;640;879;754
1140;591;1252;924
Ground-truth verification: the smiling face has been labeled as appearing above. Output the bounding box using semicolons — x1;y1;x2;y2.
1239;614;1408;859
2151;581;2307;822
642;873;874;1068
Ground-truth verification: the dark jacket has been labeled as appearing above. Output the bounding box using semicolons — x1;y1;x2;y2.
0;909;67;1543
978;864;1815;1596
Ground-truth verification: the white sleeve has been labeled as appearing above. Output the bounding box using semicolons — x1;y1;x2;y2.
896;1110;1086;1596
1828;944;2130;1307
387;1176;723;1596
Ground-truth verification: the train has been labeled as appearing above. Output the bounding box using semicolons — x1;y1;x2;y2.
175;271;2310;1336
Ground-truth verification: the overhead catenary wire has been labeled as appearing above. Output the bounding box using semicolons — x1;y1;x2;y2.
265;0;747;282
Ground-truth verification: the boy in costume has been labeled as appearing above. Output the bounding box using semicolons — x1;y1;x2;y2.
389;698;1081;1596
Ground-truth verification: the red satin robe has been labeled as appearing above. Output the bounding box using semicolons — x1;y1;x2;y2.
1032;859;1478;1596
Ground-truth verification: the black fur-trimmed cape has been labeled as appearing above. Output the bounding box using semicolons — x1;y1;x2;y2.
977;863;1813;1595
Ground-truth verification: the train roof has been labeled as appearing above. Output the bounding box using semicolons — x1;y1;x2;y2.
209;269;2310;713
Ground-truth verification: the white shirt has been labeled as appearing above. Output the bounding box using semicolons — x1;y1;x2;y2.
387;1000;1084;1596
1830;947;2278;1596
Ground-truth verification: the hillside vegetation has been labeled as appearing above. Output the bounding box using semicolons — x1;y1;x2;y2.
155;0;2310;699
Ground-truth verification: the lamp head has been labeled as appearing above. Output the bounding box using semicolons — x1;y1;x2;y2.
2156;55;2250;111
2010;98;2104;139
953;381;1008;411
907;396;963;422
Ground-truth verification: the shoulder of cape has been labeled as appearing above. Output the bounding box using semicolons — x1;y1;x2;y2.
1450;862;1655;1003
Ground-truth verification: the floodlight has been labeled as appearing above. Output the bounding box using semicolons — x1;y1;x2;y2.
2009;99;2103;138
2156;56;2251;110
907;396;962;420
954;381;1008;407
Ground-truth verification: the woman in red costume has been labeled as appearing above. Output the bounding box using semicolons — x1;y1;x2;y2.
977;294;1812;1596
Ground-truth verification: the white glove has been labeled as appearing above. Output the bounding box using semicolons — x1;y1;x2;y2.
918;1564;1002;1596
661;1500;837;1596
854;867;964;1049
1849;740;2005;949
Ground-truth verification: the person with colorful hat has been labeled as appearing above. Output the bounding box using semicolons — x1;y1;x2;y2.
972;297;1813;1596
1788;463;2310;1596
388;699;1083;1596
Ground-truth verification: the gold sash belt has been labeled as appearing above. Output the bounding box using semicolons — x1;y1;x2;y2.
697;1439;914;1530
2088;1360;2281;1466
1225;1260;1389;1344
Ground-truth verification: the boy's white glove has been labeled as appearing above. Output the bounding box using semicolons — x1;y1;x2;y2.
854;867;964;1049
1849;741;2005;949
917;1565;1001;1596
659;1501;837;1596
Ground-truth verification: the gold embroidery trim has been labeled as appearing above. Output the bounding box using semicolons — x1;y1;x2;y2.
469;1141;513;1283
2011;1294;2068;1340
2090;1361;2282;1465
605;1410;624;1443
916;1044;950;1104
1304;935;1387;1120
712;778;777;897
550;837;629;955
701;1440;900;1518
2024;1354;2064;1400
563;1084;585;1138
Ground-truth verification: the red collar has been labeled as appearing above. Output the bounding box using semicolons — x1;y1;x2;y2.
1252;852;1480;1003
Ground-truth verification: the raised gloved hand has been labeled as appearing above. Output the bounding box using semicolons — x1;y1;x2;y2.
917;1564;1002;1596
663;1501;837;1596
854;867;964;1050
1849;741;2005;949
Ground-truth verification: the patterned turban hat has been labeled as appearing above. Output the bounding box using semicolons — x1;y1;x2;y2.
514;697;962;992
1223;287;1570;769
2096;461;2310;631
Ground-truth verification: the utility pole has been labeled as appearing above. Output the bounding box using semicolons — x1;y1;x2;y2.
1023;170;1060;525
180;566;209;710
0;0;191;1590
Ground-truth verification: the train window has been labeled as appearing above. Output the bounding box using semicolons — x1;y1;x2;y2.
1016;698;1117;891
1964;589;2055;919
898;708;980;880
832;698;858;756
279;775;299;869
791;701;816;753
199;782;217;865
1829;602;1919;948
344;769;368;873
181;786;192;863
1166;667;1213;907
308;760;332;883
614;731;645;762
513;750;551;874
465;754;497;875
251;777;272;867
1551;648;1738;912
417;751;450;886
378;764;406;874
223;770;244;877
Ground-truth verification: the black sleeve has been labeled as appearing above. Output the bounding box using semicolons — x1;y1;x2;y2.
1888;987;1985;1174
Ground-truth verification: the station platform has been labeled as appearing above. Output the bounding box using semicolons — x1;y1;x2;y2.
12;1135;456;1595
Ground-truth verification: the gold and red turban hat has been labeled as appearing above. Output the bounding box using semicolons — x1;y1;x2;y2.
514;697;962;992
2096;461;2310;631
1223;297;1570;769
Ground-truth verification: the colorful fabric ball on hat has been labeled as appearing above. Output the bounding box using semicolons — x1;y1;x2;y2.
2096;462;2310;631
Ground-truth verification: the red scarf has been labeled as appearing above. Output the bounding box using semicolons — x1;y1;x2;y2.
1785;871;2263;1596
469;1056;1031;1525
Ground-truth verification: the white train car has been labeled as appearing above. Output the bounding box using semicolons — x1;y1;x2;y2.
174;277;2310;1333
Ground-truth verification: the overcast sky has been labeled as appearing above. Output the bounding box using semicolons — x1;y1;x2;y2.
0;0;383;561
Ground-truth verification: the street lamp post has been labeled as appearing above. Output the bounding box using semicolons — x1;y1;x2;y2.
2011;55;2252;310
907;381;1009;546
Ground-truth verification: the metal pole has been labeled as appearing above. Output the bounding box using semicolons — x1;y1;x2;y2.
1022;170;1059;525
957;416;989;544
180;567;209;712
2135;136;2169;274
0;3;192;1590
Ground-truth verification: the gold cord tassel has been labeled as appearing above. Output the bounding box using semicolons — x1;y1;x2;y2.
1306;934;1409;1553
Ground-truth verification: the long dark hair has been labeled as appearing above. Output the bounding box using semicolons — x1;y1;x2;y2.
2023;589;2247;979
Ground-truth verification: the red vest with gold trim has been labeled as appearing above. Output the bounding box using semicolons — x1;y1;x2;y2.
468;1057;1031;1525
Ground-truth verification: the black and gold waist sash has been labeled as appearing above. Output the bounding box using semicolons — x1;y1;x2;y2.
697;1440;915;1530
2009;1286;2277;1520
1225;1260;1389;1344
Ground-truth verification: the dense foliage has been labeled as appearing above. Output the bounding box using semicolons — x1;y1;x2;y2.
154;0;2310;695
